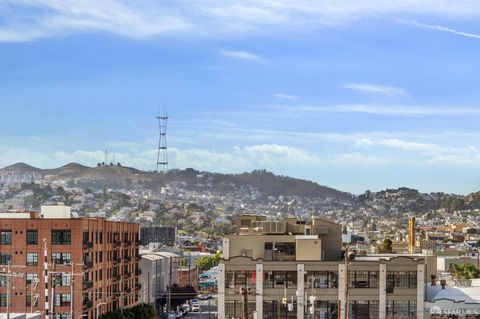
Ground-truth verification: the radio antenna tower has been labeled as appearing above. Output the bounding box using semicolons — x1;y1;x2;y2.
156;106;168;173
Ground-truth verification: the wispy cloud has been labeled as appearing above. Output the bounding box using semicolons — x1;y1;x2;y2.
3;1;480;42
344;83;409;97
274;93;298;101
276;103;480;117
398;19;480;40
219;49;264;61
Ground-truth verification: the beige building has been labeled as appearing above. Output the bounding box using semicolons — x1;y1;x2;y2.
219;215;436;319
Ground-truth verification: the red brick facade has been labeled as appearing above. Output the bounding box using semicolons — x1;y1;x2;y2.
0;217;140;319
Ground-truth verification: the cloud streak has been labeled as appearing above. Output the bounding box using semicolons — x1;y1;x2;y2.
344;83;409;97
398;19;480;40
274;93;298;100
219;49;263;61
276;103;480;117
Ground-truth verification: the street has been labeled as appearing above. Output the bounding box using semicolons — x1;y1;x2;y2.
183;299;218;319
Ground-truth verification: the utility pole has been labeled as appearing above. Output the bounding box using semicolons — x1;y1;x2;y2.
7;262;11;319
44;239;50;319
48;263;84;319
1;263;25;319
240;287;254;319
344;246;349;319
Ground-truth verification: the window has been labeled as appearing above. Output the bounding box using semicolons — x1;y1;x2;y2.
60;274;71;286
387;271;417;289
0;230;12;245
52;253;71;265
52;230;71;245
26;230;38;245
26;273;39;285
308;300;338;319
263;300;296;319
349;271;379;288
54;314;71;319
0;275;6;287
305;271;338;289
54;293;71;307
0;293;10;307
0;253;12;265
349;301;379;319
26;253;38;266
83;231;89;244
226;301;256;319
99;252;103;263
26;293;37;307
386;300;416;316
264;271;297;289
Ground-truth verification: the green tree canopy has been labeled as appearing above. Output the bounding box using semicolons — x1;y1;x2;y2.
452;263;480;280
195;251;221;271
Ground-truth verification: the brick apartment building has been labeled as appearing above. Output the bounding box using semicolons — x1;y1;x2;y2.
0;205;141;319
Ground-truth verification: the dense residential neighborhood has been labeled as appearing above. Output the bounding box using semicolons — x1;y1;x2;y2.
1;165;480;318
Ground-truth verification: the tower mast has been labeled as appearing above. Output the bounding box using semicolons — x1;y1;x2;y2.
156;106;168;173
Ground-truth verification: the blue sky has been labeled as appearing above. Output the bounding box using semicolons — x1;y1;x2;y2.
1;1;480;194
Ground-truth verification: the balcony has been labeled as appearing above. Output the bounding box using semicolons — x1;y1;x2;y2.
113;258;121;265
83;241;94;250
83;299;93;310
126;240;132;246
135;283;141;290
124;286;132;293
135;269;142;276
114;240;122;248
83;261;93;270
125;256;132;262
83;281;93;290
124;271;131;279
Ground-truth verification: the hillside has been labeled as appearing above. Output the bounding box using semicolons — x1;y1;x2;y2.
0;163;351;200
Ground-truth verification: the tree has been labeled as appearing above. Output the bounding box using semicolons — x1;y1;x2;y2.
378;238;393;253
100;303;156;319
452;263;480;280
195;251;221;271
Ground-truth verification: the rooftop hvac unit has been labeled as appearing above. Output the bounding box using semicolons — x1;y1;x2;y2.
311;226;328;235
262;221;286;234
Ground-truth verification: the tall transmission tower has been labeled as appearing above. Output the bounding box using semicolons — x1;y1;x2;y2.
156;107;168;173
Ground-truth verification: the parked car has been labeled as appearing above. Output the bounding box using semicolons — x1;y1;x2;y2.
182;303;191;312
199;294;212;300
190;298;200;305
191;304;200;312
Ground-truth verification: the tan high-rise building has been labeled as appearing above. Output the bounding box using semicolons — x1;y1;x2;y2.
219;215;436;319
0;205;140;319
